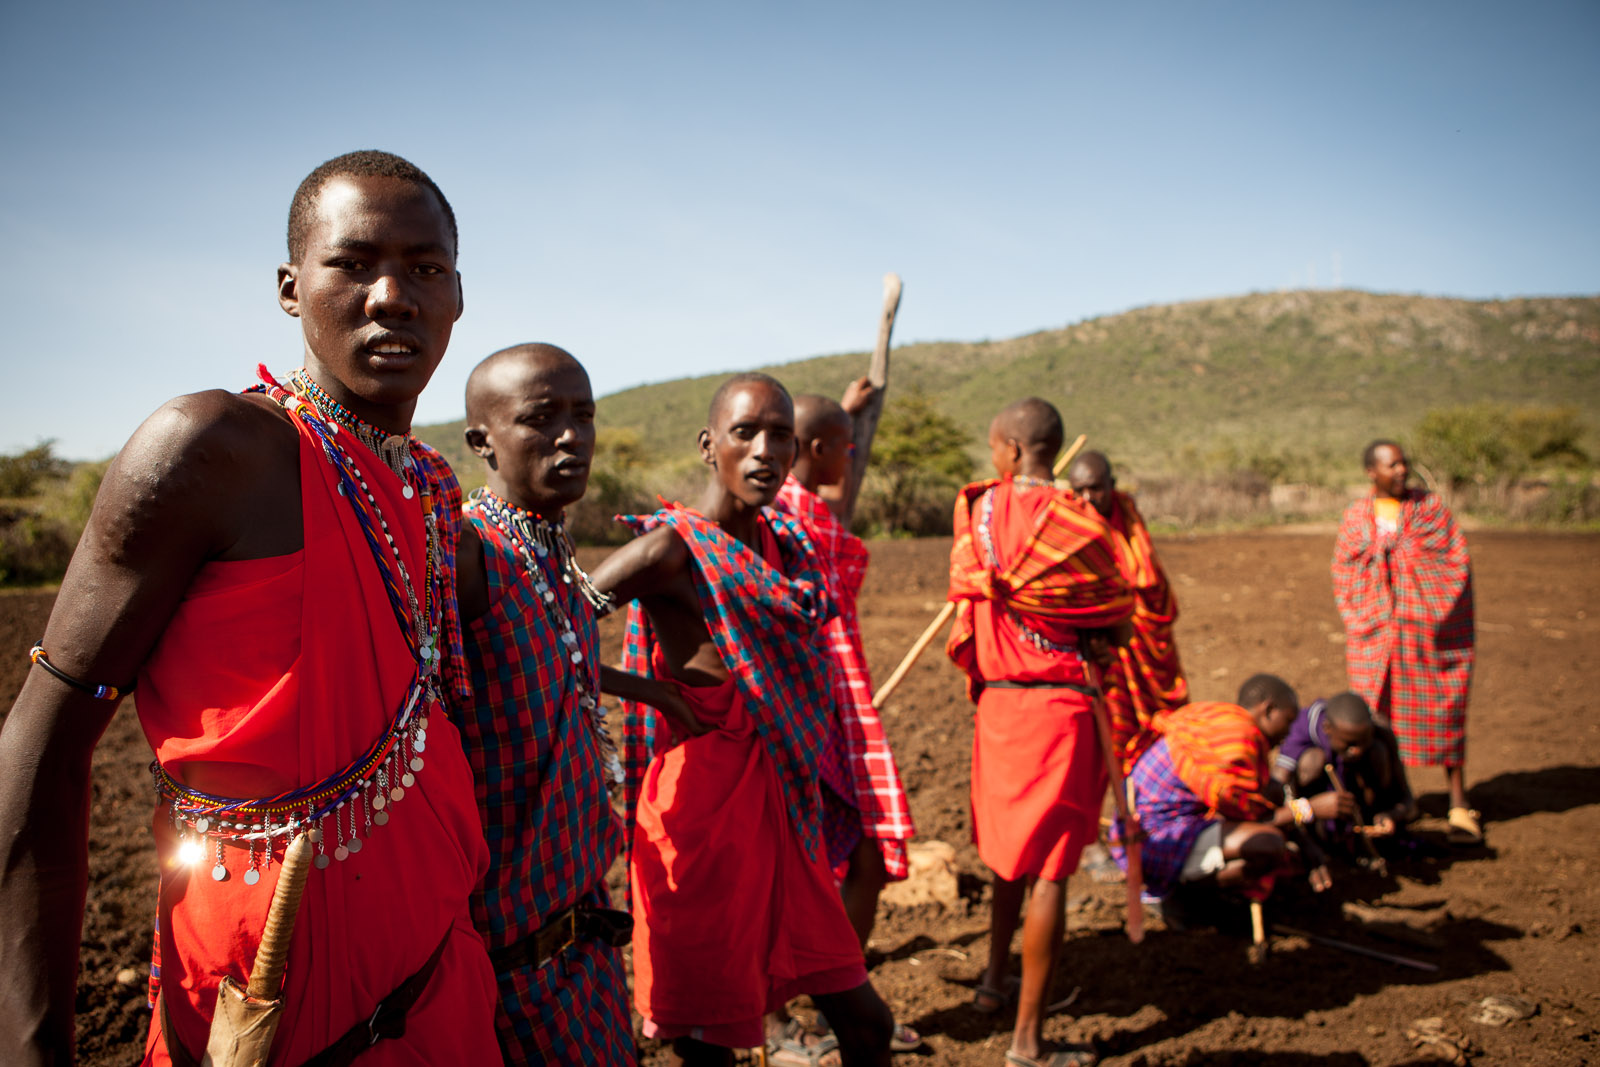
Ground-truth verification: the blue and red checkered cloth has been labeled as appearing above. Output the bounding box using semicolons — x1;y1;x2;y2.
617;503;837;861
459;501;629;1065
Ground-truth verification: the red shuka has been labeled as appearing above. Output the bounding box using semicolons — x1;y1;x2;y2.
136;416;498;1066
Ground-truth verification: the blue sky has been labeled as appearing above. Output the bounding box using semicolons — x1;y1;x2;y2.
2;2;1596;457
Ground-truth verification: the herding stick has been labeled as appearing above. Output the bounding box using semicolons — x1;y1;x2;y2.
1273;923;1439;972
1087;686;1145;943
870;433;1091;709
1249;900;1269;963
840;273;902;522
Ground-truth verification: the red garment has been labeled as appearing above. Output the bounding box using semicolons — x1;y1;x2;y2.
1161;702;1275;823
946;479;1129;881
1332;490;1474;766
774;476;913;879
136;419;498;1065
631;644;866;1049
1101;491;1189;771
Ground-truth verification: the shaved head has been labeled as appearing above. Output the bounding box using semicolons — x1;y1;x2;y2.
1067;450;1112;486
708;372;792;429
1238;673;1299;713
991;397;1065;460
794;394;852;443
465;343;585;423
1325;691;1374;728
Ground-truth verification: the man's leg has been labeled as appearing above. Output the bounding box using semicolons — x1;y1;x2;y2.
841;836;888;946
669;1037;735;1067
1010;876;1067;1062
812;982;893;1067
1214;821;1286;888
979;873;1028;1008
1446;762;1469;810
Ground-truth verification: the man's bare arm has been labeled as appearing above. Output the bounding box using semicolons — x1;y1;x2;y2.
0;392;294;1064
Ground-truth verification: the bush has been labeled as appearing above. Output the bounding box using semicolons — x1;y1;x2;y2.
1415;403;1590;490
0;441;71;499
858;392;973;537
0;508;75;585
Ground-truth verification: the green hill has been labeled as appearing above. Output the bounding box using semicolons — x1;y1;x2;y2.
420;289;1600;487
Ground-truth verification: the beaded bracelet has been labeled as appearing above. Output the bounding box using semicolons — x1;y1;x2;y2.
28;643;133;701
1289;796;1314;826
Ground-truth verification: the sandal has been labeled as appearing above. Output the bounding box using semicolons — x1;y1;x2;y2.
890;1021;924;1051
768;1018;840;1067
972;974;1021;1014
1004;1044;1098;1066
1446;806;1483;845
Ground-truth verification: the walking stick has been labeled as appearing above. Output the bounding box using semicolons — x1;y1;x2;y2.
841;273;902;521
871;435;1092;709
203;833;313;1066
1087;687;1144;943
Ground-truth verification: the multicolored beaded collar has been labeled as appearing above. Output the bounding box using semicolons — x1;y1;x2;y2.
152;366;442;883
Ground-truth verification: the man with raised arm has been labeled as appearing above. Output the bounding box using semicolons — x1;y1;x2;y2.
947;398;1133;1067
1066;451;1189;771
456;343;634;1064
591;373;894;1067
1333;440;1477;843
0;151;499;1066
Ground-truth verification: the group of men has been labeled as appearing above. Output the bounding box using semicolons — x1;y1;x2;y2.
0;150;1478;1067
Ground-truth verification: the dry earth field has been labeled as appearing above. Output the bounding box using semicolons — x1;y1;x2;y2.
2;530;1596;1065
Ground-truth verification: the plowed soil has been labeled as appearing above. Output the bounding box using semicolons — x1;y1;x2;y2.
4;530;1596;1065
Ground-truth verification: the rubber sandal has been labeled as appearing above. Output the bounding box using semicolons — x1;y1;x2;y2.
972;974;1021;1014
1446;806;1483;845
1004;1044;1098;1067
768;1018;841;1067
890;1021;923;1051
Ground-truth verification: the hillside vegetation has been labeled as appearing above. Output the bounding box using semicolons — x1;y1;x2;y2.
418;289;1600;490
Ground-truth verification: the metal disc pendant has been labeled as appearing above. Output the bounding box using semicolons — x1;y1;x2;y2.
374;811;390;826
314;854;331;869
308;826;323;844
243;868;261;886
211;864;228;882
347;837;363;854
372;795;386;811
401;772;416;787
194;817;210;834
390;786;405;801
409;756;424;771
414;739;426;753
402;484;415;499
334;846;350;862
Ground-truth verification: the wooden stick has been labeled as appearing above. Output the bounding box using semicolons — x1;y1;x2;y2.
841;273;902;521
1326;764;1388;871
1052;433;1089;478
1086;687;1143;943
247;833;313;999
872;601;954;708
1250;901;1267;950
1273;923;1439;971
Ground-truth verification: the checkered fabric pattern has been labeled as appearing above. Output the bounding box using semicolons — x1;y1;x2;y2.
775;477;914;879
1111;737;1215;901
1333;491;1474;765
461;506;628;1065
1161;701;1276;822
617;504;837;861
1101;491;1189;771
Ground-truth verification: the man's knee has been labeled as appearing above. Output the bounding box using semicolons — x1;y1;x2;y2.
847;838;888;892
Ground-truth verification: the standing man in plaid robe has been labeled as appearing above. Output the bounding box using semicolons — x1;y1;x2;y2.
774;385;921;1053
1332;440;1478;843
591;373;894;1066
946;398;1133;1067
456;344;634;1064
1065;451;1189;772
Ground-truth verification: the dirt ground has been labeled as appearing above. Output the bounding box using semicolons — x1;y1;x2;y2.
3;530;1597;1065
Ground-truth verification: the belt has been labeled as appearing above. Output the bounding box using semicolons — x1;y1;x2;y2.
488;902;634;974
160;926;450;1067
985;679;1101;697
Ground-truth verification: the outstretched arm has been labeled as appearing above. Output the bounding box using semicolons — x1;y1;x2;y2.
0;393;291;1064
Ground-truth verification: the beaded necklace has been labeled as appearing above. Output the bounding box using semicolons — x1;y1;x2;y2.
977;483;1081;657
152;365;442;883
288;369;416;487
468;487;623;791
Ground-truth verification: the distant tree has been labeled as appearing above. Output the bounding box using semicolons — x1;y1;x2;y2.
862;391;973;536
0;441;72;498
1416;403;1590;489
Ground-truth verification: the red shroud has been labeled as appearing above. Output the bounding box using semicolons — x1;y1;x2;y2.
945;479;1130;881
775;476;914;879
136;419;498;1065
1101;491;1189;771
1161;702;1276;823
1332;491;1474;766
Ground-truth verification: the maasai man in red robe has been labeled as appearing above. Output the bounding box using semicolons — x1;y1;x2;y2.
456;344;634;1064
1066;451;1189;772
0;152;500;1066
946;398;1133;1067
773;384;920;1055
592;374;894;1067
1332;440;1478;843
1110;677;1353;905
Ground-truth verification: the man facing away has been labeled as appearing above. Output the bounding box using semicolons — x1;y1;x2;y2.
0;151;500;1065
1332;440;1478;843
1065;451;1189;771
946;398;1134;1067
589;373;894;1066
455;343;634;1063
